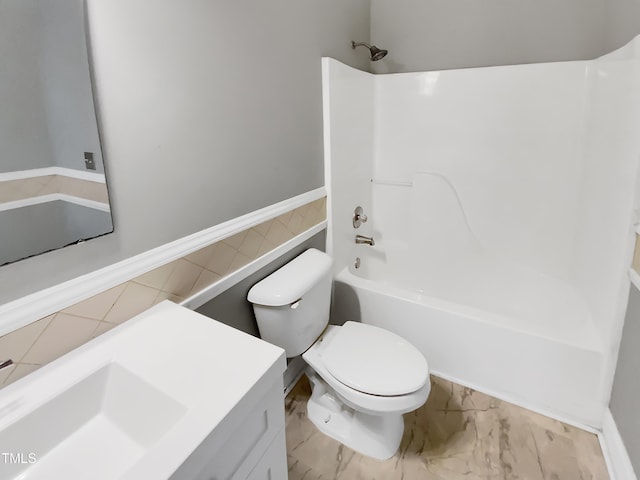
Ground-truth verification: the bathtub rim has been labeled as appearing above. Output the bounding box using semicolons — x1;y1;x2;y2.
335;266;604;354
334;266;606;432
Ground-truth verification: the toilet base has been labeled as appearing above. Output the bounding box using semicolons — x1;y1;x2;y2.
305;369;404;460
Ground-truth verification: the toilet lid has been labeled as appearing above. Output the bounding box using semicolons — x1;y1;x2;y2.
322;322;429;396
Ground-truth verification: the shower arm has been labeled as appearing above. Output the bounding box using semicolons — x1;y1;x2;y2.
352;41;372;49
351;41;388;61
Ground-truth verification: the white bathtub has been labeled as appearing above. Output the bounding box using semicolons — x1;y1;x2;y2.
332;250;606;429
323;43;640;430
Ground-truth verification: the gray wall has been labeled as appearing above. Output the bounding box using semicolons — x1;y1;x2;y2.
0;0;104;174
606;0;640;51
610;286;640;475
0;0;370;306
196;233;325;336
0;0;54;172
39;0;105;173
7;0;640;306
370;0;613;72
0;202;112;266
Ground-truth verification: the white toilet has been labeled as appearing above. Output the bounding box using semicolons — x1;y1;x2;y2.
248;248;430;460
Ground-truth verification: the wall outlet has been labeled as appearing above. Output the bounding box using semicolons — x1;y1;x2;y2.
84;152;96;170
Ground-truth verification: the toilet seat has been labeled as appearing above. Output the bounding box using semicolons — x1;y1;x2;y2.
322;321;429;396
303;324;430;415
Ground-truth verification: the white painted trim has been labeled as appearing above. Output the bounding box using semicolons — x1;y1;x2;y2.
0;167;106;183
57;194;111;212
181;221;326;311
0;194;59;212
599;409;638;480
0;194;110;213
431;369;601;433
630;269;640;292
322;58;334;259
0;187;326;337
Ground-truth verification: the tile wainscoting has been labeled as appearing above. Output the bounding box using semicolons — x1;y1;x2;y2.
0;174;109;207
0;197;326;387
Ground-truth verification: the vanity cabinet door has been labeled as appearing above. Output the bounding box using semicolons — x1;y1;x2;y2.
245;429;287;480
195;380;286;480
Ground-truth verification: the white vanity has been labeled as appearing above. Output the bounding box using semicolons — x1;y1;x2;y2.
0;301;288;480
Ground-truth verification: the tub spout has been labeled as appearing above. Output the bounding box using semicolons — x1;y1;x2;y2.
355;235;375;246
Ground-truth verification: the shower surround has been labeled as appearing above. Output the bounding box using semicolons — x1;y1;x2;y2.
324;37;640;428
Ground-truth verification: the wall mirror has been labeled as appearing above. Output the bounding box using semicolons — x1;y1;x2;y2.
0;0;113;267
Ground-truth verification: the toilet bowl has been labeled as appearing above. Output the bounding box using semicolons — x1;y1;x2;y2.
303;323;430;459
248;249;430;459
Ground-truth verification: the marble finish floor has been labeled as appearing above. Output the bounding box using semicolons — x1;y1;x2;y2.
285;375;609;480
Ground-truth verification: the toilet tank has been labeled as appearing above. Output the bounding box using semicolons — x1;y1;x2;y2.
248;249;333;357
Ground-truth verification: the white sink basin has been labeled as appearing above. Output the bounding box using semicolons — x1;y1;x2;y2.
1;363;186;479
0;301;286;480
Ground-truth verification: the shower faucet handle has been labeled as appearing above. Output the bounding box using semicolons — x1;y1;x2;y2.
353;206;368;228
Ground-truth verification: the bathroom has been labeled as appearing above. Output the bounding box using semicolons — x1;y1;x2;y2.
1;0;640;478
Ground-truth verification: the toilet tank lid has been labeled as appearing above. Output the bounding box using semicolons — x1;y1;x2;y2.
248;249;333;306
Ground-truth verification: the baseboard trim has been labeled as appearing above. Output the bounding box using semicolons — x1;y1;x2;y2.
599;408;638;480
0;193;110;213
430;369;601;434
0;167;106;183
0;187;326;337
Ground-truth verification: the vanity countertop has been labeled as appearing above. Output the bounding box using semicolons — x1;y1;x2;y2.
0;300;286;480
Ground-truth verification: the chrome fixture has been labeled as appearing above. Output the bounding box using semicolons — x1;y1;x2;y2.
0;359;13;370
354;257;361;269
351;41;388;61
355;235;375;246
353;206;368;228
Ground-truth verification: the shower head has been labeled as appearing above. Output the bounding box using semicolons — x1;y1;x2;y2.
352;41;388;61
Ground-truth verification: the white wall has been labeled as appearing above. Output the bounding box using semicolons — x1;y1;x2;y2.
374;62;587;280
372;41;640;353
570;41;640;347
0;0;371;306
370;0;608;73
323;59;374;274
